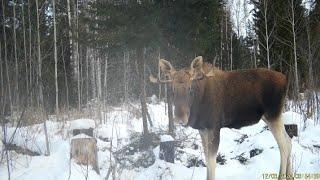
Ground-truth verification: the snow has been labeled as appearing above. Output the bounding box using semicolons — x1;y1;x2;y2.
1;102;320;180
70;119;95;130
160;135;174;142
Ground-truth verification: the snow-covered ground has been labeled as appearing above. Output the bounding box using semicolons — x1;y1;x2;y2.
1;102;319;180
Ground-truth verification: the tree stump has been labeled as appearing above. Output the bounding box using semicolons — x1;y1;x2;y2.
159;135;175;163
284;124;298;138
71;134;100;174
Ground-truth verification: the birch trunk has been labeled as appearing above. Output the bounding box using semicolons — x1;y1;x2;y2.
28;0;33;105
263;0;270;69
158;48;161;99
67;0;74;73
53;0;59;115
230;33;233;70
75;0;81;111
291;0;299;97
21;0;29;101
306;18;314;89
253;38;257;68
0;43;3;98
61;42;69;114
97;55;102;102
123;50;127;103
103;54;108;123
36;0;50;156
91;50;96;99
86;48;89;107
13;0;19;106
220;15;223;67
225;9;229;69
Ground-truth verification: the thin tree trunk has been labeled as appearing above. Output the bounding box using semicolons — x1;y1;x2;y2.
230;33;233;70
36;0;42;109
97;55;102;123
43;119;50;156
97;55;102;102
36;0;50;156
91;50;96;99
21;0;29;104
167;85;174;135
1;0;12;115
61;42;70;115
137;47;149;135
75;0;81;111
220;15;223;67
0;43;3;100
225;8;229;69
306;17;313;89
28;0;33;106
263;0;270;69
2;121;11;180
66;0;74;73
253;38;257;68
86;48;89;108
123;50;127;103
13;0;19;107
53;0;59;115
80;48;84;110
0;43;3;98
158;47;161;99
103;54;108;123
291;0;299;97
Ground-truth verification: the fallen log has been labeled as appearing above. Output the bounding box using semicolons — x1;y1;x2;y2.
3;142;40;156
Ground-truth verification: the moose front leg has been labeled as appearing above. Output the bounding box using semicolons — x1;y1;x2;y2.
200;129;220;180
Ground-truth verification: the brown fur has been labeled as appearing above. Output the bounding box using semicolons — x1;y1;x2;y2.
188;68;287;130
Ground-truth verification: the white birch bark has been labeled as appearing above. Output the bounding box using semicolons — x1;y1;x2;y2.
290;0;299;96
21;0;29;99
53;0;59;114
13;0;19;106
28;0;33;105
36;0;50;156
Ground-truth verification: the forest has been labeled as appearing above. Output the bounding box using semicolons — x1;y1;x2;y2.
0;0;320;179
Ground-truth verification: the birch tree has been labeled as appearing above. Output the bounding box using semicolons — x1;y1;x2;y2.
61;41;69;114
262;0;273;69
36;0;50;156
103;53;108;123
13;0;19;106
28;0;33;105
75;0;81;111
21;0;29;101
53;0;59;114
290;0;299;96
0;43;3;99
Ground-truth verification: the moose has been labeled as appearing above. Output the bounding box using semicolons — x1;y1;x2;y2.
150;56;292;180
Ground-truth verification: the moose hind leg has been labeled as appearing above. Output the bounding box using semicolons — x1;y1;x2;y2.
264;117;292;179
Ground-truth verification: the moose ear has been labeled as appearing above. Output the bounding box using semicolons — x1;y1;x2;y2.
191;56;203;71
190;56;204;80
159;59;173;75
